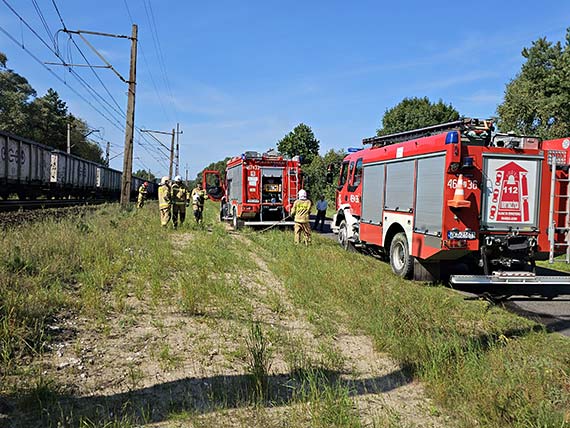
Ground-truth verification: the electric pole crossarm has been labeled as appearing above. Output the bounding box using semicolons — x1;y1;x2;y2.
141;129;172;135
44;62;111;68
63;29;132;40
76;32;128;83
140;129;171;152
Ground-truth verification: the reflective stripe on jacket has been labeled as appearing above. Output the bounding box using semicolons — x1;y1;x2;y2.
191;188;207;208
291;199;312;223
171;183;189;206
158;185;171;209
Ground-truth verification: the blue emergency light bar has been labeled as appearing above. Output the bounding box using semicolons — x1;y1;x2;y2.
445;131;459;144
347;147;363;153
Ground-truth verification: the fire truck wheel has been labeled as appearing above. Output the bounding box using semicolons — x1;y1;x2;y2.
390;232;413;279
338;220;355;251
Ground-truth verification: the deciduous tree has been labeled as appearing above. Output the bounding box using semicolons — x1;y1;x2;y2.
277;123;320;164
302;149;346;203
0;53;36;133
377;97;459;136
497;29;570;139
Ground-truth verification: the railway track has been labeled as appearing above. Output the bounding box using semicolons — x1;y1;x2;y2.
0;199;108;212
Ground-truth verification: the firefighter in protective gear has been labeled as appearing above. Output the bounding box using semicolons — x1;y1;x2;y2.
137;182;149;208
158;176;171;227
191;183;208;223
291;189;312;245
171;175;189;228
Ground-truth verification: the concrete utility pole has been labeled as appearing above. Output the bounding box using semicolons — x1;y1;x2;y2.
105;141;110;165
120;24;138;208
175;123;180;176
169;128;175;178
58;26;137;206
185;163;188;184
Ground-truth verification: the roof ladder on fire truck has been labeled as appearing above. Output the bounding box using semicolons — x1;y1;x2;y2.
362;118;493;147
288;168;299;204
548;152;570;264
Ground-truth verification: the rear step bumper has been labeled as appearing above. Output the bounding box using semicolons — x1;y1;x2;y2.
450;272;570;286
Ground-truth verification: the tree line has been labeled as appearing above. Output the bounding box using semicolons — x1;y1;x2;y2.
0;52;104;163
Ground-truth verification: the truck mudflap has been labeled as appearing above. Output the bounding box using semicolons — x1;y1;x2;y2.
450;271;570;286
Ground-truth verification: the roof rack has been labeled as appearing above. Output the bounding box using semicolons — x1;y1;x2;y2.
363;118;493;147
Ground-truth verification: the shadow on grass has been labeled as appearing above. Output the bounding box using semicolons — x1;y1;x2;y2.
501;303;570;334
5;367;411;427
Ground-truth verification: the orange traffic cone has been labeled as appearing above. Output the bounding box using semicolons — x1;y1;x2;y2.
447;174;471;208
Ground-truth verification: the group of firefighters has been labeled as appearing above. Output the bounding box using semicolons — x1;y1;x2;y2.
137;176;207;228
136;177;328;243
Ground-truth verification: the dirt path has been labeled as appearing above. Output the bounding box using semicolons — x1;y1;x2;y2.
8;229;455;427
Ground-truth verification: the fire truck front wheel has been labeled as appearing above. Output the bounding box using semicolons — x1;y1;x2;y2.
390;232;414;279
338;220;355;251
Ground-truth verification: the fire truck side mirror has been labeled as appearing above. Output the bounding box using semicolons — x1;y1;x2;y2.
325;163;334;184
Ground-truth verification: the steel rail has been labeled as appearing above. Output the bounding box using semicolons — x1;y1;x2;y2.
0;199;109;212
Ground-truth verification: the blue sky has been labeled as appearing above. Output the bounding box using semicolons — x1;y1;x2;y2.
1;0;569;178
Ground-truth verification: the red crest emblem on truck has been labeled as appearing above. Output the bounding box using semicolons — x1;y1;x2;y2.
489;161;530;222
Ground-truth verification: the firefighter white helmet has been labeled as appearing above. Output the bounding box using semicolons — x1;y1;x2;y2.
160;176;169;185
298;189;307;200
174;175;182;182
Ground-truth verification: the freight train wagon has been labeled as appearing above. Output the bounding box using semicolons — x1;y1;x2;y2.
0;131;52;199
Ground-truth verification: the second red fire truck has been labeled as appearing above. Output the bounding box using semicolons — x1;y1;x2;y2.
331;118;569;285
203;151;303;229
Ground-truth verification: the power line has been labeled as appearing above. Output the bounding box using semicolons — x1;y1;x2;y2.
142;0;177;120
2;0;170;174
1;1;126;132
0;23;125;134
123;0;172;124
31;0;55;48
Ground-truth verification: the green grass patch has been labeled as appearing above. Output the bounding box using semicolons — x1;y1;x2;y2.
0;203;175;372
250;230;570;428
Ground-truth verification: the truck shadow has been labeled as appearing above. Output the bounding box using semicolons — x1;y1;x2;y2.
6;367;411;427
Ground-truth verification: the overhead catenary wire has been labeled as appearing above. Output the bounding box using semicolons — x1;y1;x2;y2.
0;24;124;135
1;0;126;131
143;0;176;110
54;0;171;173
31;0;55;48
122;0;172;124
2;0;171;175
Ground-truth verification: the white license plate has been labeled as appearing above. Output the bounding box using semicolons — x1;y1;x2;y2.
447;230;476;240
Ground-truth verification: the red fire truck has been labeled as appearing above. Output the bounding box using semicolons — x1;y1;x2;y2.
203;151;302;229
331;118;570;285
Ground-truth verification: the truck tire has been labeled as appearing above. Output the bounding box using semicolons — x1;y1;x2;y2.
390;232;413;279
338;220;355;251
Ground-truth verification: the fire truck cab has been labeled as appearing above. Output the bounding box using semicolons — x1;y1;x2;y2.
332;119;570;285
203;151;302;229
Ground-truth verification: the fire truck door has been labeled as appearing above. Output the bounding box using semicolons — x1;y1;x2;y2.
346;158;363;215
202;170;224;201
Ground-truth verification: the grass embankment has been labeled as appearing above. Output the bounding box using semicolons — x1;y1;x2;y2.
538;256;570;273
0;204;172;368
0;203;375;427
249;230;570;428
1;202;569;428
